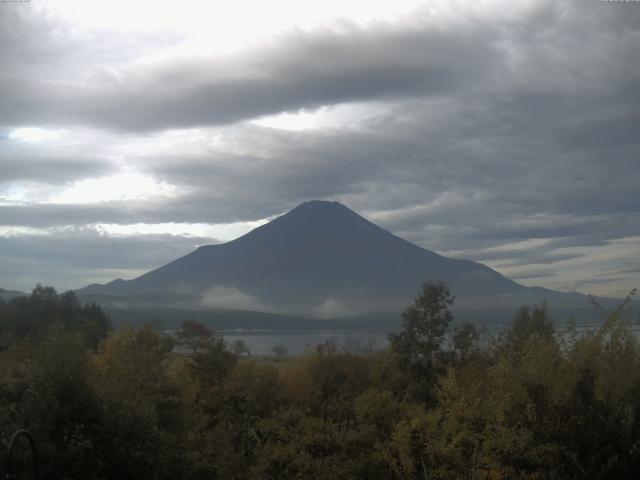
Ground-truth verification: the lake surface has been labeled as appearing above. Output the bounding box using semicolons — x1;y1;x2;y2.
219;329;390;356
218;321;640;356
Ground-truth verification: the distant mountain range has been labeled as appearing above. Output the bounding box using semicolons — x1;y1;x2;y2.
76;200;618;327
0;288;26;301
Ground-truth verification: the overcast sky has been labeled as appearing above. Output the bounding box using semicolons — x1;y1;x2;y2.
0;0;638;297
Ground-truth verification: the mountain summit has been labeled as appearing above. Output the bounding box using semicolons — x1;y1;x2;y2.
78;201;577;318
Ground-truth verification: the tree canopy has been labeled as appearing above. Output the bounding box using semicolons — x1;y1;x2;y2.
0;285;110;347
0;283;638;479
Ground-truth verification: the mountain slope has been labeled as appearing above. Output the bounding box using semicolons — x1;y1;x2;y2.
77;200;589;317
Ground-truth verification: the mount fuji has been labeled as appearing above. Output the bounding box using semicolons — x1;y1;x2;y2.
77;200;602;326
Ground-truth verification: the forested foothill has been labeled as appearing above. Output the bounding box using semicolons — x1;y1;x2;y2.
0;283;638;479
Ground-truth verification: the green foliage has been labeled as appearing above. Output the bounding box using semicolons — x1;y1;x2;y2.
0;282;639;479
0;330;103;479
174;318;216;353
253;408;390;480
194;361;283;479
230;338;251;356
189;334;237;391
506;301;554;347
0;285;110;347
91;325;184;479
271;344;289;360
388;280;455;403
451;322;481;363
390;281;455;364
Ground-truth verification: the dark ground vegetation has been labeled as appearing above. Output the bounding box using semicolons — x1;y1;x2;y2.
0;282;638;479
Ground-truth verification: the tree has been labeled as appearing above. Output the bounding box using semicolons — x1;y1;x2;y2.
175;319;216;354
271;344;289;361
451;322;481;363
507;301;553;347
91;324;182;479
0;285;110;348
389;281;454;365
388;281;455;402
189;332;237;390
230;339;251;356
0;329;104;479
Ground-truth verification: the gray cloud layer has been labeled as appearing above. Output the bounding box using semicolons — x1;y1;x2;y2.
1;0;639;296
0;228;213;291
1;8;500;131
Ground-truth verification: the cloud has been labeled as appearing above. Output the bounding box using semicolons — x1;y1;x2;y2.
200;286;280;313
0;132;113;185
0;227;213;291
0;0;638;297
604;266;640;276
510;270;557;281
310;298;368;319
0;4;501;131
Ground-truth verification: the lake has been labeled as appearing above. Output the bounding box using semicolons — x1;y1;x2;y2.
218;321;640;356
219;329;391;356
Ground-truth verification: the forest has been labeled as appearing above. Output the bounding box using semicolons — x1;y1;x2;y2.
0;283;639;479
